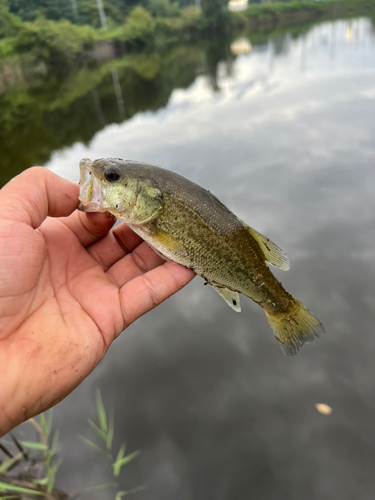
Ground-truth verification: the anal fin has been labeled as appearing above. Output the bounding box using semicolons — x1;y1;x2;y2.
211;284;241;313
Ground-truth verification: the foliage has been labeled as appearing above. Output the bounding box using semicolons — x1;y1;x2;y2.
79;389;143;497
75;0;126;28
119;5;156;45
7;0;124;25
14;17;97;67
201;0;228;21
0;2;22;39
7;0;76;22
6;0;192;25
0;411;63;498
146;0;180;18
0;392;145;498
0;36;15;57
2;0;374;67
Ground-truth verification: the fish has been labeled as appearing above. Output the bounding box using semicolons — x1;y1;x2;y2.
78;158;324;355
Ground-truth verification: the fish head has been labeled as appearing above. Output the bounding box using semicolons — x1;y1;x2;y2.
78;158;163;224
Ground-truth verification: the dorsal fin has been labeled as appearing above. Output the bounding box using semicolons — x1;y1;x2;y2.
240;220;290;271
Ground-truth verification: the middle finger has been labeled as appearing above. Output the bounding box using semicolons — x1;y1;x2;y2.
106;241;165;289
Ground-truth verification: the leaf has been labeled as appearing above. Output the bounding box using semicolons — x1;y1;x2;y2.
10;435;27;460
82;482;118;492
79;436;108;456
46;458;62;493
115;486;146;499
0;442;13;458
0;453;23;473
46;410;54;438
39;413;49;441
113;444;126;470
33;477;49;486
19;441;48;451
95;389;107;433
106;410;114;452
113;450;139;477
0;482;45;496
39;410;53;442
88;419;107;442
46;429;59;468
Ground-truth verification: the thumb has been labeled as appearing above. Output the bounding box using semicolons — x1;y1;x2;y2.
0;167;79;229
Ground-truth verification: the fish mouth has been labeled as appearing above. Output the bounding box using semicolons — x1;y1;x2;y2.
78;158;104;212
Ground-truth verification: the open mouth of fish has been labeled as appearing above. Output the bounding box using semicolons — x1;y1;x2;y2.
78;158;104;212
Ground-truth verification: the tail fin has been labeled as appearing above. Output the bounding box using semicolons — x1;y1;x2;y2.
265;300;325;356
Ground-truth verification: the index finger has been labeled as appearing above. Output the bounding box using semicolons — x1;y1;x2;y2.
119;262;196;330
0;167;79;228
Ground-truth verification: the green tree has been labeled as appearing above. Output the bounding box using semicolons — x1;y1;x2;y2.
0;1;22;39
146;0;179;18
201;0;227;21
119;6;156;44
7;0;75;22
76;0;125;27
15;17;96;67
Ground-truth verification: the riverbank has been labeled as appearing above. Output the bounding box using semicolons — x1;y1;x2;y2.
230;0;375;32
1;0;375;64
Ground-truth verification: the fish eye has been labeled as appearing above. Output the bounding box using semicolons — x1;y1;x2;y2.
104;168;121;182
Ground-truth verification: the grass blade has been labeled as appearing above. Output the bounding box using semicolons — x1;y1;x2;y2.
46;409;54;440
0;452;23;474
0;442;13;459
114;444;126;462
46;458;62;493
117;451;140;467
115;486;146;499
10;435;27;460
33;477;49;487
39;413;49;442
82;482;118;492
113;450;139;477
106;410;114;452
0;482;45;496
46;429;59;468
113;443;126;477
79;436;108;457
88;419;107;442
19;441;48;451
95;389;107;433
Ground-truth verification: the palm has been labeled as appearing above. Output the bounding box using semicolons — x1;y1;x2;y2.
2;217;115;342
0;168;194;435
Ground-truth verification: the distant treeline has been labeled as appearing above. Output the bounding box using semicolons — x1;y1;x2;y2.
6;0;196;26
0;0;375;63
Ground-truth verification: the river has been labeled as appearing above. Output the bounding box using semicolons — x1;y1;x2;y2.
2;15;375;500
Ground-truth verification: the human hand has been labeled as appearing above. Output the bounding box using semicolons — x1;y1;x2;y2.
0;168;195;436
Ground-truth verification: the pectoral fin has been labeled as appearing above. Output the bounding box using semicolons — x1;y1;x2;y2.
240;220;290;271
211;284;241;313
152;229;188;257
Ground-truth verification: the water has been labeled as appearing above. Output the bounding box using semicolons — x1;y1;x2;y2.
3;16;375;500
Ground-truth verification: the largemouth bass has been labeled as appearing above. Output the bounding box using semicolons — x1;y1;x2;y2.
78;158;324;355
